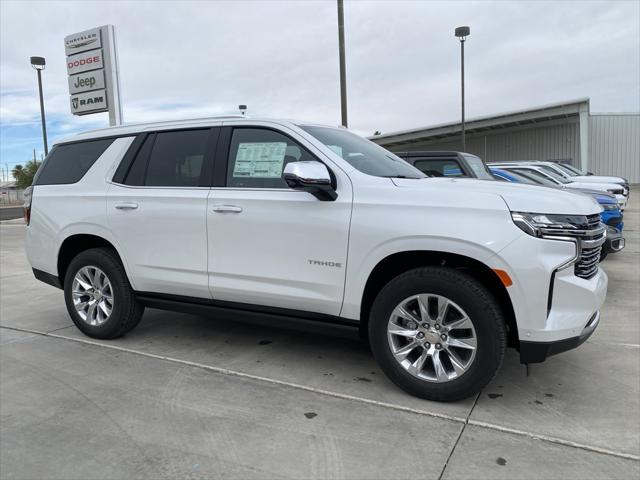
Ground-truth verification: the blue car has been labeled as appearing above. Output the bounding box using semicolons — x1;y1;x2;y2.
491;167;625;259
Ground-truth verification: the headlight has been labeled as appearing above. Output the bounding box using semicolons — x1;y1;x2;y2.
601;203;618;211
511;212;585;237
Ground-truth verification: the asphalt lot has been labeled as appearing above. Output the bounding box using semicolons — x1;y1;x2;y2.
1;192;638;479
0;206;22;222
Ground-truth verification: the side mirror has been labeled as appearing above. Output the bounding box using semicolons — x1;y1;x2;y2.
283;161;337;201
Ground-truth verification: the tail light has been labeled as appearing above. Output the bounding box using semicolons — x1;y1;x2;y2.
23;186;33;225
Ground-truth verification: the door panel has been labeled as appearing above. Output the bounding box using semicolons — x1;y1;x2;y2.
207;188;351;315
107;185;210;298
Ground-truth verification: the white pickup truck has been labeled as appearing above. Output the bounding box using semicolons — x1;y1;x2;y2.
24;117;607;401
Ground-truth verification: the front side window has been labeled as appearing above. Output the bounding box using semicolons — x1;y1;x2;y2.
34;138;115;185
301;126;425;179
123;129;210;187
226;128;316;188
413;159;464;177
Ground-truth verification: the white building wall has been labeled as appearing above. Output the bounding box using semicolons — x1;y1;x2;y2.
388;121;581;165
589;114;640;183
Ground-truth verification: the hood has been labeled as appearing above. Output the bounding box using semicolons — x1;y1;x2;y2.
391;177;602;215
566;181;625;193
570;175;626;185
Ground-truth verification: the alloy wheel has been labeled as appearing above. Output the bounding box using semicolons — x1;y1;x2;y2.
72;266;114;326
387;294;477;382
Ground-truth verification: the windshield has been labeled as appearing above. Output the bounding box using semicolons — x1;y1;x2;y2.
300;126;426;179
531;166;570;184
510;169;557;186
555;163;583;176
539;164;570;179
463;154;494;180
511;168;564;185
495;169;537;185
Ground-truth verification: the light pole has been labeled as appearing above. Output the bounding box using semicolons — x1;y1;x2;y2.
454;26;470;152
30;56;48;156
337;0;348;127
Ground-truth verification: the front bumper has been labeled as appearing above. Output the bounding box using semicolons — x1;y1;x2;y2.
491;232;608;362
603;228;625;254
520;311;600;363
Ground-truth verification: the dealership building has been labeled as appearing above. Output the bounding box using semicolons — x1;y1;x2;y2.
371;98;640;183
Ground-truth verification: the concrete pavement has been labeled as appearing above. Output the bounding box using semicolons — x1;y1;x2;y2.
1;192;638;479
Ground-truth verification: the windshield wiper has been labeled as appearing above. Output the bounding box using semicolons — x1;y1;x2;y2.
381;175;424;179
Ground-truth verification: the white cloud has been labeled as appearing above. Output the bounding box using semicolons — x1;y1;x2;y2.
0;0;638;142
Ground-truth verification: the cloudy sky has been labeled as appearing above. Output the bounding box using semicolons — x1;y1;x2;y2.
1;0;639;175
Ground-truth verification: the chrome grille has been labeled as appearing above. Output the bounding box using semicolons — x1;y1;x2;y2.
573;214;605;279
541;214;605;280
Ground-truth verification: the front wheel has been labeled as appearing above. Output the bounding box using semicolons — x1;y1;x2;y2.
64;248;144;339
368;267;506;402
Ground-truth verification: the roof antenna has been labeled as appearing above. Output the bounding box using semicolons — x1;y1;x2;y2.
238;105;247;116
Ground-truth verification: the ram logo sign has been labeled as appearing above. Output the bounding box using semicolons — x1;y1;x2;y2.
69;90;108;115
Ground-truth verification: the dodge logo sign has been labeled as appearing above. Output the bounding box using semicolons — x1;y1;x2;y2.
66;50;104;75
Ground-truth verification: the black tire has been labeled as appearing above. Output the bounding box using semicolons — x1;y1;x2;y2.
368;267;506;402
64;248;144;339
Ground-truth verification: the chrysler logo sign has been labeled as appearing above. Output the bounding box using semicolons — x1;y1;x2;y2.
64;27;102;56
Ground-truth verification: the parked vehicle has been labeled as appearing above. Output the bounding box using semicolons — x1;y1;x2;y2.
489;163;627;210
491;168;624;260
394;151;495;180
25;117;607;401
541;161;629;193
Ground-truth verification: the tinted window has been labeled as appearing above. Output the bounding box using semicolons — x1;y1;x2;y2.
413;159;464;177
145;130;210;186
300;126;425;179
226;128;316;188
123;135;155;186
34;139;115;185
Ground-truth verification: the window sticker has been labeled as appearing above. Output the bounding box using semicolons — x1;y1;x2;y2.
233;142;287;178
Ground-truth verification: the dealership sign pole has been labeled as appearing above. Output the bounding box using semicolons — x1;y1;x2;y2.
65;25;123;126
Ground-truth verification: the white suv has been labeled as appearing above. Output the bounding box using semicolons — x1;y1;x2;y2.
25;117;608;401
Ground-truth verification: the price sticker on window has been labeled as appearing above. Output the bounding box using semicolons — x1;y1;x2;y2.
233;142;287;178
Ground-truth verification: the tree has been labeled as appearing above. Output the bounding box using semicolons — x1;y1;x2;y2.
12;160;41;189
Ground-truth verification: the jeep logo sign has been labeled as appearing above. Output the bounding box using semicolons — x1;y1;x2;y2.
65;25;121;123
68;70;105;95
69;89;108;114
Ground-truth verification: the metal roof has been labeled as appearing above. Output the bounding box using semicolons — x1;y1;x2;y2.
55;115;340;144
370;98;590;147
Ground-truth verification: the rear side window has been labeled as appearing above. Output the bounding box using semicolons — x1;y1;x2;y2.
34;139;115;185
123;129;211;187
413;159;464;178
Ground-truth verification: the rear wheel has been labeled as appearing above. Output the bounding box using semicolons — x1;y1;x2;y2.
64;248;144;339
368;267;506;402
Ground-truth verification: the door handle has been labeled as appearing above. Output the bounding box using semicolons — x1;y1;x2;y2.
212;205;243;213
114;202;138;210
